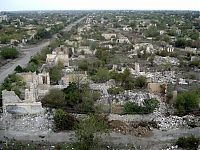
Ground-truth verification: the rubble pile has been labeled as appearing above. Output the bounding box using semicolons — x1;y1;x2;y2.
161;145;179;150
153;102;187;130
114;91;160;106
3;112;53;133
183;115;200;127
129;121;157;137
109;120;130;134
154;56;179;66
156;115;187;130
109;120;154;137
131;126;152;137
146;71;176;83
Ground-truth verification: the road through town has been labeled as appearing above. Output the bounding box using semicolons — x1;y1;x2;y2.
0;16;86;84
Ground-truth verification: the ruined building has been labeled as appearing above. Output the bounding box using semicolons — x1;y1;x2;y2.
46;45;69;67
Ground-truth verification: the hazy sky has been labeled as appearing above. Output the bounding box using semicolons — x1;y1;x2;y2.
0;0;200;11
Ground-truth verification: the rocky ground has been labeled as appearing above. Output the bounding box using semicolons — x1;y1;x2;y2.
0;110;200;150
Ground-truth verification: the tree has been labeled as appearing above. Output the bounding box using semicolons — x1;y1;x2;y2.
63;82;81;106
78;60;88;71
1;74;25;97
129;21;136;29
75;115;108;150
49;64;63;84
109;70;122;81
41;89;65;108
80;91;95;114
91;68;110;83
53;109;77;131
14;65;24;73
25;62;38;72
35;28;51;40
95;49;111;64
121;68;134;90
175;91;200;116
190;29;199;40
0;47;19;59
144;26;159;37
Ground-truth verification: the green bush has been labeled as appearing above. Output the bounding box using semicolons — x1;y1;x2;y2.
91;68;110;83
41;89;66;108
75;115;108;150
134;76;147;88
0;47;19;59
49;64;63;84
53;109;77;131
144;98;159;113
1;74;25;97
176;136;200;150
63;82;81;106
175;92;200;116
123;99;159;114
14;65;24;73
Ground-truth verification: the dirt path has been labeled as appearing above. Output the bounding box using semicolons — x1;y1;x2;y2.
0;127;199;149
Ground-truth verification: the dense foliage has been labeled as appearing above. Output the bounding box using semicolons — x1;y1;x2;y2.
41;89;66;108
176;136;200;150
53;109;77;131
123;99;159;114
0;74;25;98
0;47;19;59
175;91;200;116
75;115;108;150
42;83;99;113
49;63;63;84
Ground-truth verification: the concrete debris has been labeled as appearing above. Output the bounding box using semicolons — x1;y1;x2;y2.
146;71;176;83
162;145;178;150
1;112;53;134
154;56;179;66
156;115;187;130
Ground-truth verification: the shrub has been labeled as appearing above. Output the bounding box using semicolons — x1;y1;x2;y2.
14;65;24;73
75;115;108;150
0;47;19;59
49;64;63;84
91;68;110;83
53;109;77;131
123;99;159;114
123;101;141;114
175;91;200;116
63;82;81;106
176;136;200;150
41;89;65;108
134;76;147;88
143;98;159;113
1;74;25;97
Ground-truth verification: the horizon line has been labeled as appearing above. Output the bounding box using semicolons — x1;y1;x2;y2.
1;9;200;12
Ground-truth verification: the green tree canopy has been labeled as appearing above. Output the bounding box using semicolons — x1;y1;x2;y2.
0;47;19;59
49;64;63;84
53;109;77;131
75;115;108;150
41;89;66;108
175;91;200;116
91;68;110;83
